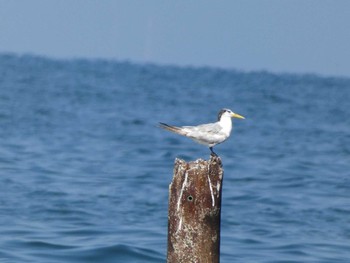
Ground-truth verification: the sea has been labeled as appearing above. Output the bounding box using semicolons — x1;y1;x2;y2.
0;53;349;263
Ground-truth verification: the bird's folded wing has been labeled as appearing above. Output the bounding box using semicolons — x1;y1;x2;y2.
183;123;222;135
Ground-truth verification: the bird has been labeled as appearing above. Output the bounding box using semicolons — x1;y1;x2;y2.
159;108;245;156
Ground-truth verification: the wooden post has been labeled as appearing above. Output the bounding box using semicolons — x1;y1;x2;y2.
167;155;224;263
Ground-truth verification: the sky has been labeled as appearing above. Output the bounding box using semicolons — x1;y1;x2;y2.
0;1;350;77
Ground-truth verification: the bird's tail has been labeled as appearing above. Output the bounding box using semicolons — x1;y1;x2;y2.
158;122;186;136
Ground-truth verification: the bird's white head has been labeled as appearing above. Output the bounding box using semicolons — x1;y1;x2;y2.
217;108;245;121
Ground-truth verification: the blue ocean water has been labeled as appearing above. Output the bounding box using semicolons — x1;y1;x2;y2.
0;53;349;263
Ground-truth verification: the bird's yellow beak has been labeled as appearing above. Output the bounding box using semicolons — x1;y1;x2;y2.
231;113;245;119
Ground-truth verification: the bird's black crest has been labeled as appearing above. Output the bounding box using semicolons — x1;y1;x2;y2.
217;108;229;121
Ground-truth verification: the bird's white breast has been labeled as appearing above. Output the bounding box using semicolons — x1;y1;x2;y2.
219;115;233;137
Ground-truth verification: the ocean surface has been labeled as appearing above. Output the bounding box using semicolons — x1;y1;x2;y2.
0;53;349;263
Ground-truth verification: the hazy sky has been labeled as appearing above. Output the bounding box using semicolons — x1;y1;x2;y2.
1;1;350;77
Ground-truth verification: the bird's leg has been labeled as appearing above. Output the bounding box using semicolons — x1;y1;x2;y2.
209;147;218;157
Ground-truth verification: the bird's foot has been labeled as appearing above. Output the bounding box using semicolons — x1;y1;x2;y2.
209;147;218;157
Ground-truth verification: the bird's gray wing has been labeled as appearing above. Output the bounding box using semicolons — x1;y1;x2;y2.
181;122;224;142
186;123;222;134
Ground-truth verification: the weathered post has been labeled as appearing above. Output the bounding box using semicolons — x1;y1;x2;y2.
167;155;224;263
